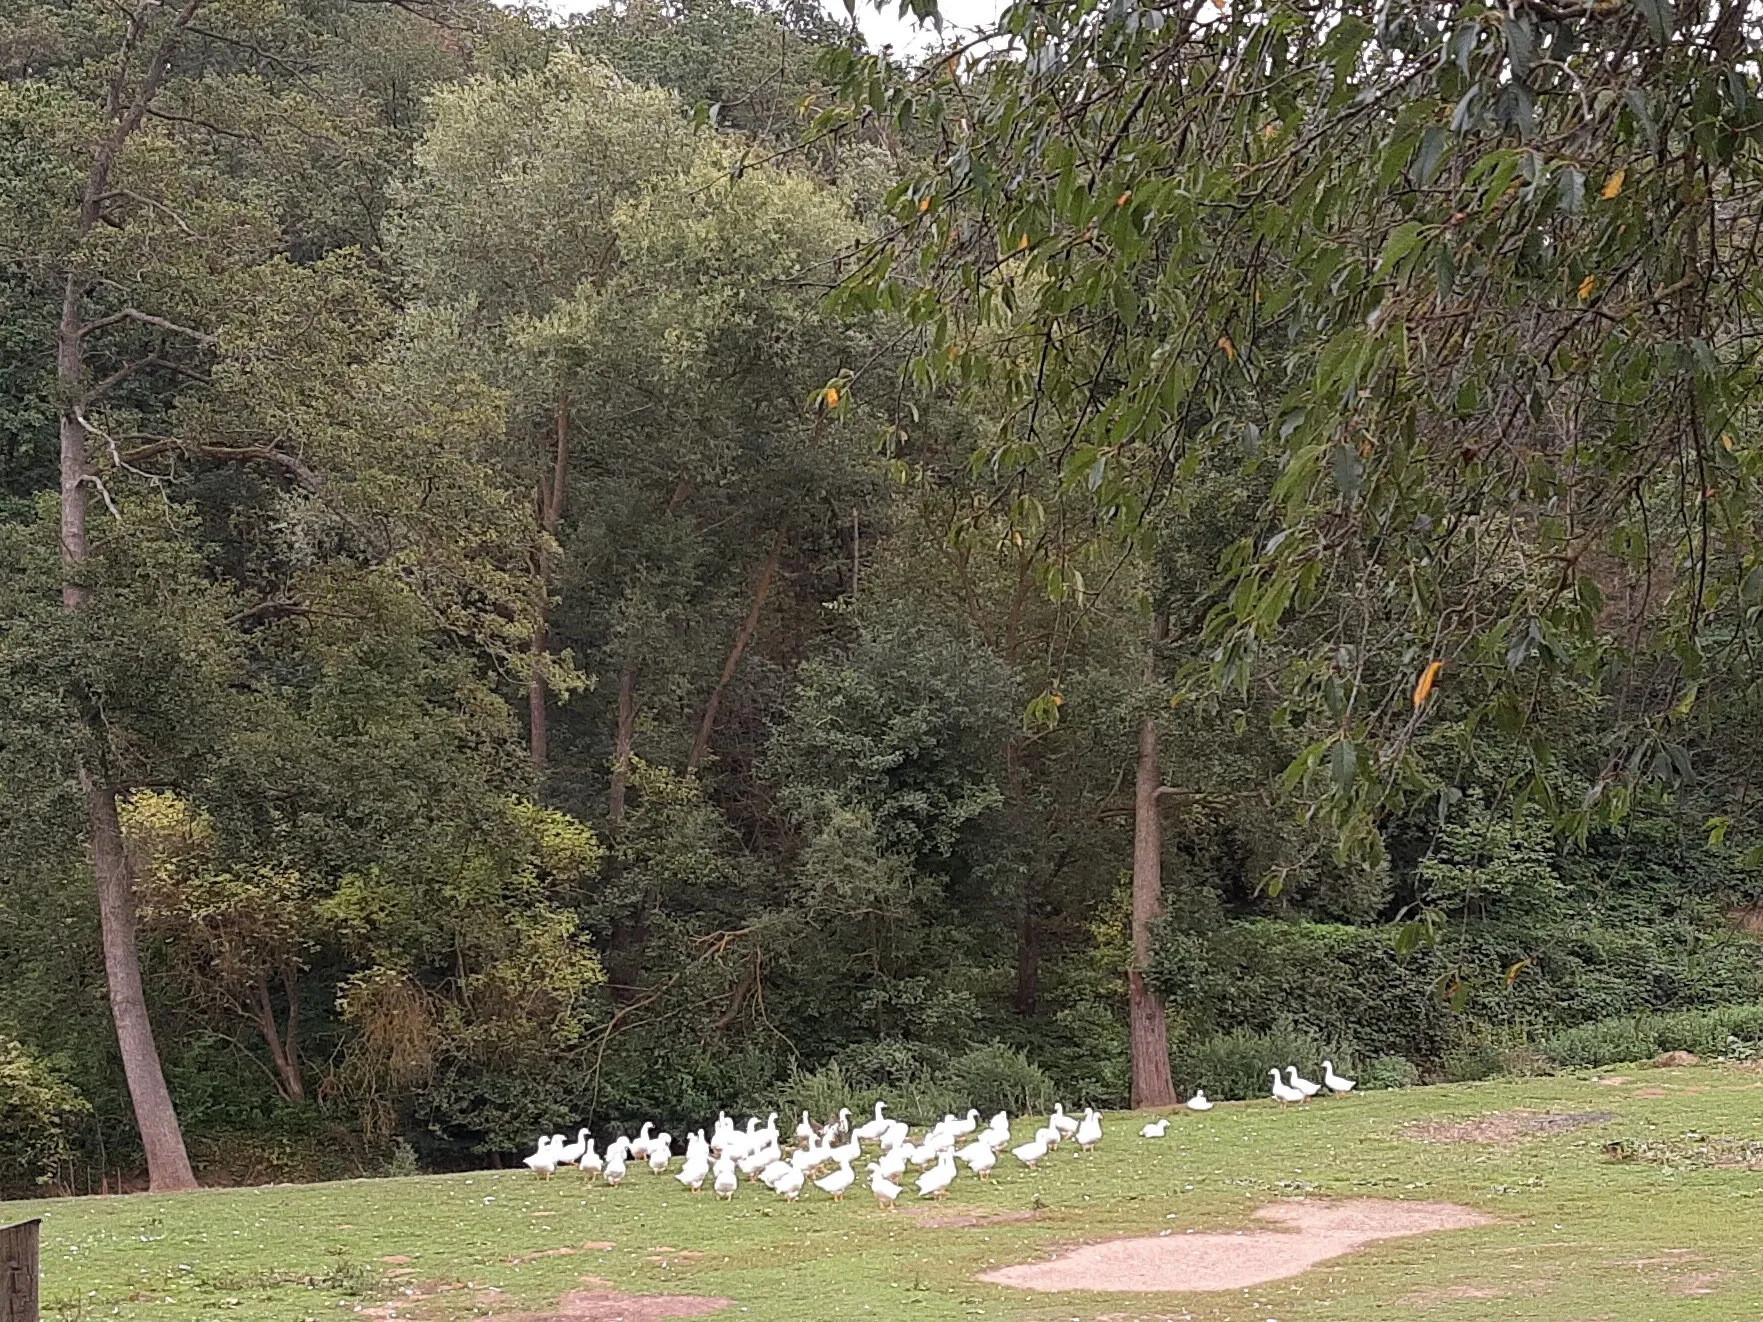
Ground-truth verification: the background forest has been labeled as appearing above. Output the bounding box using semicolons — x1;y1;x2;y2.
5;0;1763;1195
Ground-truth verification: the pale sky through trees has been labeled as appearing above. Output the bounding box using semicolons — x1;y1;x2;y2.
544;0;1008;53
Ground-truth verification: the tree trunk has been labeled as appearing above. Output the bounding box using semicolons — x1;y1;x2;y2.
87;773;200;1188
59;274;199;1193
607;666;636;826
247;972;304;1103
1004;737;1040;1016
529;401;570;772
1014;884;1041;1016
687;530;783;775
1129;707;1177;1109
528;623;550;771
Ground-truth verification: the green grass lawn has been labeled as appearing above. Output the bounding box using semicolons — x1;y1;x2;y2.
8;1064;1763;1321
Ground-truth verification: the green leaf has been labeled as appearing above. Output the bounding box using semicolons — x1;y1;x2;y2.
1414;126;1448;187
1557;167;1585;215
1634;0;1671;43
1329;737;1358;793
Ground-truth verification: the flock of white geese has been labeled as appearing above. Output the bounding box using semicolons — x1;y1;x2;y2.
521;1060;1355;1209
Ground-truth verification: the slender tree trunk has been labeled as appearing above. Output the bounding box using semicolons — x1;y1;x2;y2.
529;401;570;771
86;771;200;1188
1004;737;1041;1016
687;531;783;775
607;667;636;826
528;623;550;770
1014;883;1041;1016
1129;623;1177;1109
59;275;198;1192
247;974;304;1103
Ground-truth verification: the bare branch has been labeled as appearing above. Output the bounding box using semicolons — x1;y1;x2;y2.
79;307;216;345
80;472;122;521
93;189;198;237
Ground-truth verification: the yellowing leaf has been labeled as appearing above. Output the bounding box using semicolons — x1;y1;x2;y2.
917;196;932;214
1018;234;1030;251
1722;433;1735;452
1217;333;1237;363
1601;167;1626;199
824;386;840;409
1412;659;1444;708
1116;190;1132;207
1578;274;1597;300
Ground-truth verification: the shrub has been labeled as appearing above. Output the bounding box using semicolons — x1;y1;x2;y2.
1169;1020;1332;1101
941;1044;1055;1115
1356;1055;1420;1090
770;1060;864;1127
1537;1002;1763;1069
0;1036;91;1192
1150;919;1457;1065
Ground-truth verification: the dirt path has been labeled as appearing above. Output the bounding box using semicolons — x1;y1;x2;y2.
979;1198;1494;1293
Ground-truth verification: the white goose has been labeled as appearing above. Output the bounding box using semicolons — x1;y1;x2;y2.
916;1151;958;1199
1269;1069;1304;1103
1075;1108;1103;1153
795;1111;817;1146
814;1159;855;1201
523;1134;562;1178
878;1120;911;1151
868;1163;903;1209
628;1122;655;1160
1286;1066;1320;1099
738;1141;779;1177
1011;1130;1050;1169
579;1139;603;1180
1140;1117;1169;1138
1185;1090;1214;1112
758;1156;794;1188
965;1143;996;1179
853;1102;891;1142
603;1151;627;1186
1048;1104;1079;1143
1323;1061;1356;1094
946;1108;980;1137
713;1157;738;1200
676;1157;709;1193
774;1167;805;1201
647;1134;674;1173
557;1128;589;1165
873;1145;910;1181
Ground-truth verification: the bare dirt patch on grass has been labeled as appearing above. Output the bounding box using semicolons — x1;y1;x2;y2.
1402;1110;1614;1144
1604;1133;1763;1169
491;1291;731;1321
901;1206;1041;1229
978;1198;1493;1294
1396;1280;1551;1308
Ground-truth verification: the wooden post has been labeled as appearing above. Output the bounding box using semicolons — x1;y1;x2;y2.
1;1219;39;1322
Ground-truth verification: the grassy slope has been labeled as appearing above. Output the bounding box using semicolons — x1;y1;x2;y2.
6;1065;1763;1321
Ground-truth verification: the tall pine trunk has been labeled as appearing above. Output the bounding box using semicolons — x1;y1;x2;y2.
59;277;199;1192
529;401;570;770
1128;617;1177;1109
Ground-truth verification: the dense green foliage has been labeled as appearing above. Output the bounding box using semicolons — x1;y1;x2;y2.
4;0;1763;1195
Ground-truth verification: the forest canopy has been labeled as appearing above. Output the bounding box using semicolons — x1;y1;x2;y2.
4;0;1763;1193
